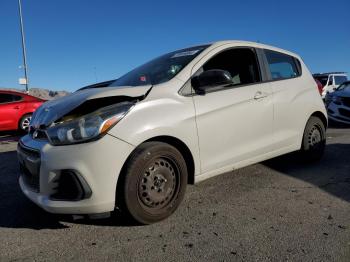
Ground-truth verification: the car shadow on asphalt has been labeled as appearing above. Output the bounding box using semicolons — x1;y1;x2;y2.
263;143;350;202
0;149;139;229
0;131;22;144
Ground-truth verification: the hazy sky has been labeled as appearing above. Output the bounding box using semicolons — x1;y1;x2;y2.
1;0;349;91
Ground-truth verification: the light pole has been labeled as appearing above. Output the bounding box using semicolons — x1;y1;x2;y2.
18;0;29;92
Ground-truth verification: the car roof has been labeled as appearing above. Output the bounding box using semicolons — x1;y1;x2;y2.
0;89;26;95
313;72;347;77
0;89;43;100
204;40;302;59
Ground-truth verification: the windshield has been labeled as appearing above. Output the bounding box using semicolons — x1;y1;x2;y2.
109;45;210;87
337;82;350;91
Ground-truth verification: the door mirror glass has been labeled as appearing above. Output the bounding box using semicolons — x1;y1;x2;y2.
191;69;233;94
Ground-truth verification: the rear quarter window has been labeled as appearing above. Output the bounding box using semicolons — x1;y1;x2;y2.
264;50;300;80
0;93;23;104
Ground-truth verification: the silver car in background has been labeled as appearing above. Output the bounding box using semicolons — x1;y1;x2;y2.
325;81;350;125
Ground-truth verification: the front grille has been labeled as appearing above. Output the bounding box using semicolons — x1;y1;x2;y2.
17;143;41;192
341;97;350;108
338;108;350;119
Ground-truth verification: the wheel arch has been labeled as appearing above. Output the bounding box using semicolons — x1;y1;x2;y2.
144;136;195;184
310;111;328;128
298;110;327;149
18;112;33;129
118;135;195;188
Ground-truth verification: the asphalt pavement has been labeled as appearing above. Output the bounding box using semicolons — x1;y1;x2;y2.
0;127;349;261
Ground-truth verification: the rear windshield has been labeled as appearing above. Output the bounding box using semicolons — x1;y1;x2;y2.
314;76;328;86
109;45;210;87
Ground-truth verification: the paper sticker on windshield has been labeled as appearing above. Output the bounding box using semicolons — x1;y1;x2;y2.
171;50;200;58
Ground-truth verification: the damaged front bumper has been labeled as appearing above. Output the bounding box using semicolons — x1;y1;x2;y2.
18;133;135;214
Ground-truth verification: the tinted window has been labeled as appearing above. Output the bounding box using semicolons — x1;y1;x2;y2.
0;94;14;104
12;95;22;101
334;75;347;85
314;76;328;86
265;50;299;80
201;48;261;87
0;93;22;104
109;45;210;87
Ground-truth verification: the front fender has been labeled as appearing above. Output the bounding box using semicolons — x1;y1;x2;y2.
108;96;201;176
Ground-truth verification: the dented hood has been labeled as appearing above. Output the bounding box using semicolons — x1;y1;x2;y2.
30;85;152;128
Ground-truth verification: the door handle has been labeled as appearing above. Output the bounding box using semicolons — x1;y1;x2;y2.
254;91;268;100
13;106;20;109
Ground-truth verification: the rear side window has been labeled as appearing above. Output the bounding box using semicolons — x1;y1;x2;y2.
264;50;300;80
314;76;328;86
12;95;22;101
0;94;14;104
0;93;22;104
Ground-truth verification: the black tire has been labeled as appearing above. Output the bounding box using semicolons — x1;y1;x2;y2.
18;114;32;132
117;142;188;224
299;116;326;162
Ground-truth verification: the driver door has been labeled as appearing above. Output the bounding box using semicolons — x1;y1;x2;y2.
192;47;274;174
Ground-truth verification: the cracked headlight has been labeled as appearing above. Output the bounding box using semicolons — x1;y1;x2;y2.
46;102;134;146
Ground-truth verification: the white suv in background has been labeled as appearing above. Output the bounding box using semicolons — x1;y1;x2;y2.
18;41;327;224
313;72;348;98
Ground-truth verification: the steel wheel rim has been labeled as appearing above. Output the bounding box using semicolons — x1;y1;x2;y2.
308;125;322;147
138;158;178;210
21;116;31;130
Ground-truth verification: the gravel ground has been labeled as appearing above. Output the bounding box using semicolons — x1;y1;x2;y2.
0;127;349;261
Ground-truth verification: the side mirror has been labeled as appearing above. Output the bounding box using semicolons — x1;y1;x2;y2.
191;69;233;94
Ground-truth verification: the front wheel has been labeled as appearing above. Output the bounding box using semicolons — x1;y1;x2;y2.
299;116;326;162
18;114;32;132
117;142;188;224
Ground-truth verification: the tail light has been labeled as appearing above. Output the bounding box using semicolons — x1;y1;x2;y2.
315;79;323;95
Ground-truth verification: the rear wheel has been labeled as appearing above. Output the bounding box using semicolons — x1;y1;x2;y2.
18;114;32;132
117;142;187;224
299;116;326;162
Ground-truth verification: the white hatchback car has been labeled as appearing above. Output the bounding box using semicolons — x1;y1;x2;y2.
18;41;327;224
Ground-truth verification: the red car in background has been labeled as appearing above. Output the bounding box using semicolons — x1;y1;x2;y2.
0;90;45;132
314;78;324;95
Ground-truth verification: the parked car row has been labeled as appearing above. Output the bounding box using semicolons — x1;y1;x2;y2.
313;72;348;98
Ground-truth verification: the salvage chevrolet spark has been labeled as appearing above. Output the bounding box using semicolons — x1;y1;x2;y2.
18;41;327;224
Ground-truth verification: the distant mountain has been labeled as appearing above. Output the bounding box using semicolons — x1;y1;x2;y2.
28;88;70;100
0;87;70;100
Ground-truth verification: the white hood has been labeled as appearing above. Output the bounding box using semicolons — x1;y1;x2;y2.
30;85;152;128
